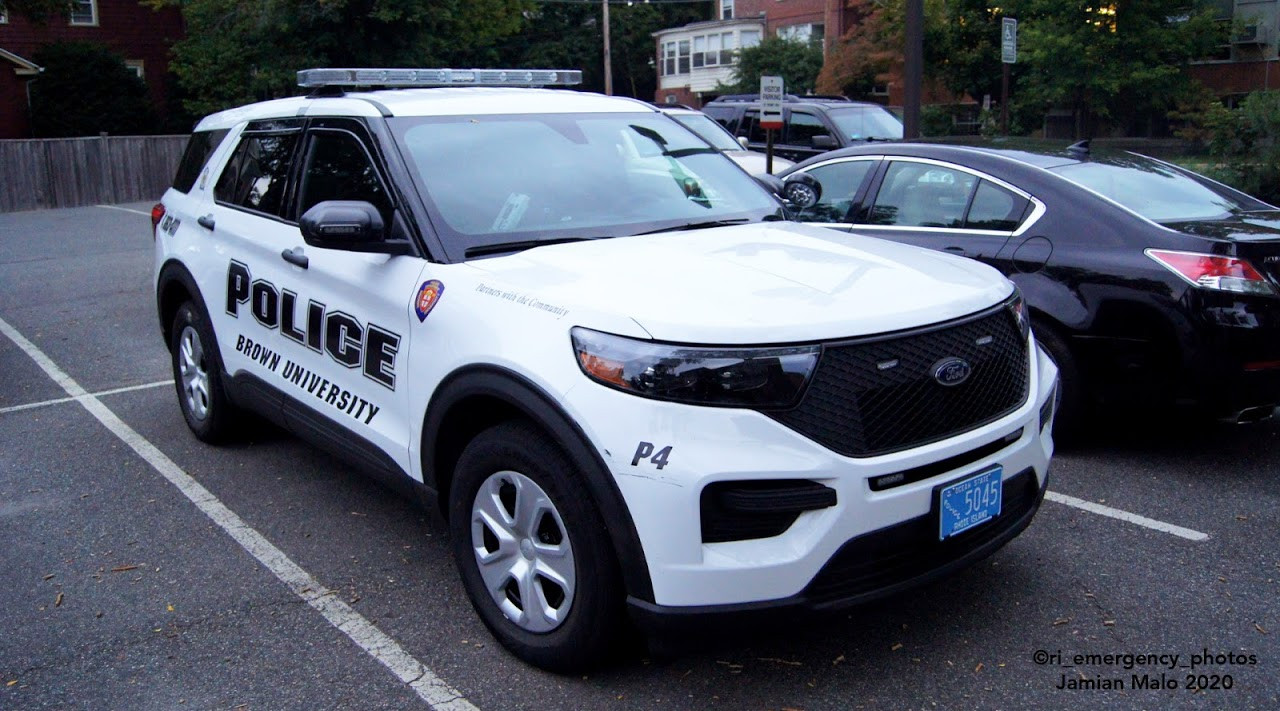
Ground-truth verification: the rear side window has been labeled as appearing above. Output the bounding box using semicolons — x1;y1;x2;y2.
215;133;300;217
172;129;228;193
966;180;1030;231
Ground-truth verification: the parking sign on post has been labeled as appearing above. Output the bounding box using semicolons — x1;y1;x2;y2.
760;75;784;173
1000;18;1016;135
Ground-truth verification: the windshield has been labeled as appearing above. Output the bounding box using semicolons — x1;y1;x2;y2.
392;112;781;259
1050;158;1249;222
670;113;742;152
827;106;904;141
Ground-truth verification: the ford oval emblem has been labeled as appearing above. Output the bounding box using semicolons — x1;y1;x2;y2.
933;357;972;387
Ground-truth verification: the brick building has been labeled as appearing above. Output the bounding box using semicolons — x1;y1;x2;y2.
1189;0;1280;102
0;0;185;138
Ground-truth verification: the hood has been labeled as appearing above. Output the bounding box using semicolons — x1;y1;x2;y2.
466;222;1013;344
1164;212;1280;243
724;151;794;177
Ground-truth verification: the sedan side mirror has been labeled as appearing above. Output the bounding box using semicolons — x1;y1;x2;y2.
811;135;838;150
738;136;750;149
782;173;822;209
299;200;386;250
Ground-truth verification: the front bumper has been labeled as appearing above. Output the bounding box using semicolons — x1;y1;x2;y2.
628;466;1047;634
560;339;1058;611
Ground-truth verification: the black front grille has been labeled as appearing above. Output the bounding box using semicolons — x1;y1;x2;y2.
803;467;1040;606
770;306;1029;457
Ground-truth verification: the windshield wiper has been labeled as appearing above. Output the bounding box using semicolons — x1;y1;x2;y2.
637;218;754;235
465;237;591;258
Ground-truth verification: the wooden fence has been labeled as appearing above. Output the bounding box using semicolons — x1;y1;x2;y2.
0;135;188;213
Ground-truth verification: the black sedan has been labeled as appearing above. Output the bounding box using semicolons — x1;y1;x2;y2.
776;142;1280;435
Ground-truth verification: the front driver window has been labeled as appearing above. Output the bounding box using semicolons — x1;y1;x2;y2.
795;160;874;223
297;131;393;223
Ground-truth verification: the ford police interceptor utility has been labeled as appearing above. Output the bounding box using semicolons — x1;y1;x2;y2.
152;68;1058;672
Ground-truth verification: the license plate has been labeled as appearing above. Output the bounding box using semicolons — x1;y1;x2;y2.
938;466;1003;540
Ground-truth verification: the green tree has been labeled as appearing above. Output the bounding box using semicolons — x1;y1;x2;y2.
724;37;824;95
1011;0;1221;136
28;42;158;137
154;0;530;116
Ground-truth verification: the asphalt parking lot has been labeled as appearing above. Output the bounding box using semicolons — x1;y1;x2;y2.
2;203;1278;710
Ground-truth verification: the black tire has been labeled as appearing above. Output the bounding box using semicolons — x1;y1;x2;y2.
448;421;629;673
1034;323;1084;443
170;301;237;443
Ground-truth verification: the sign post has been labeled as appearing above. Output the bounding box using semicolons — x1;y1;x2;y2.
760;75;784;174
1000;17;1017;135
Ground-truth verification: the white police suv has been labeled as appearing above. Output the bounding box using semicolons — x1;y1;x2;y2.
153;68;1058;672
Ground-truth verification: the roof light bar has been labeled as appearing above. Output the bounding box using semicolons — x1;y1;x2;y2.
297;68;582;89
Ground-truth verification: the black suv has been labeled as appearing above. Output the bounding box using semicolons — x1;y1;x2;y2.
703;95;903;162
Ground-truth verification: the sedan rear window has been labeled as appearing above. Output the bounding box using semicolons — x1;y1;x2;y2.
1050;159;1244;222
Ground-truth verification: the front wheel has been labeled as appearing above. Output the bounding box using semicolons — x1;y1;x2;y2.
449;421;628;672
170;301;237;442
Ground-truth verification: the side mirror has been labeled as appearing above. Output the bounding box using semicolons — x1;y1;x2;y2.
811;134;838;150
782;173;822;209
299;200;386;249
737;136;749;149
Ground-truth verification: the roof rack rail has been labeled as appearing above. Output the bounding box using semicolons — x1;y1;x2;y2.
296;68;582;89
708;93;852;104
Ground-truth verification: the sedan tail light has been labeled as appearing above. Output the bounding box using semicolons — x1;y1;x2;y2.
1145;249;1277;296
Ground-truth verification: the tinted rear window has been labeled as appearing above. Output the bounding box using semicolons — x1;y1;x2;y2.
1051;159;1246;222
172;130;228;193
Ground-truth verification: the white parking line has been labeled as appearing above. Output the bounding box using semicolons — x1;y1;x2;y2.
1045;491;1209;541
95;204;151;217
0;380;173;415
0;314;477;711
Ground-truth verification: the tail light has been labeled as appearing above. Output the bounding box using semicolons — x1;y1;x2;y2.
1145;249;1277;296
151;203;166;236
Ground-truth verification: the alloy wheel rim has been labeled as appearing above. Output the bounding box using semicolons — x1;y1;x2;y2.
470;470;575;633
178;325;211;421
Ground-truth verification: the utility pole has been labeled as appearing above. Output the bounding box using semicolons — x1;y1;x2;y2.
602;0;613;95
903;0;922;139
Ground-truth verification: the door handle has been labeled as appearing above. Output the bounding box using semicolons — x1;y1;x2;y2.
197;214;215;231
943;246;969;257
281;247;309;269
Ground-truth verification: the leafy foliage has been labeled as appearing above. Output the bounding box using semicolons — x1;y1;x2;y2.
822;0;1223;136
1197;91;1280;204
28;42;158;137
153;0;530;116
722;37;824;95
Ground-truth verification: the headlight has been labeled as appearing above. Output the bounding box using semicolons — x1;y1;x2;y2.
570;327;819;408
1007;289;1030;341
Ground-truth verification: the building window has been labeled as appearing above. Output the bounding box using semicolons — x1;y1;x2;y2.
721;0;734;20
125;60;145;83
739;30;760;52
0;4;8;24
69;0;98;26
663;41;676;76
678;40;690;74
778;24;825;44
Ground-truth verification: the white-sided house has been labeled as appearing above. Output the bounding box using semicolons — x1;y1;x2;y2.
653;16;763;108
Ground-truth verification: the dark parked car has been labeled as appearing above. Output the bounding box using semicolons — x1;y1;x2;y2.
777;142;1280;434
703;95;903;163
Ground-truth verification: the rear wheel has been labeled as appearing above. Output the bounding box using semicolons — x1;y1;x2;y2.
170;301;236;442
449;421;628;672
